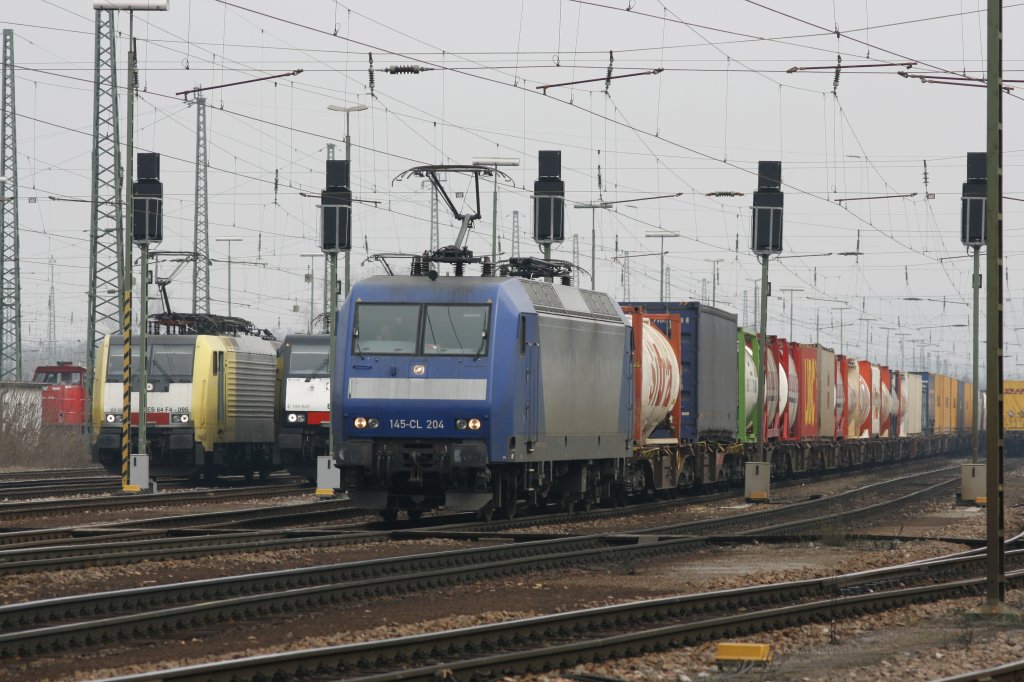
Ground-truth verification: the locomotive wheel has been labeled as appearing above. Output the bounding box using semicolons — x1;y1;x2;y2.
407;509;423;521
379;509;399;523
476;506;494;523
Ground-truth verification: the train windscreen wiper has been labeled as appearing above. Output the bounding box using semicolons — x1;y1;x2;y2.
305;357;329;382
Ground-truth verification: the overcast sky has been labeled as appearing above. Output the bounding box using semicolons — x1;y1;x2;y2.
2;1;1021;379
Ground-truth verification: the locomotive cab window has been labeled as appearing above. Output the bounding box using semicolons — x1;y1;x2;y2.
353;303;421;355
149;344;196;384
424;304;490;356
289;347;329;377
105;344;141;382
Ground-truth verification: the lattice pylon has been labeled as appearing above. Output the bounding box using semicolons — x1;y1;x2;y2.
86;10;124;389
0;29;22;380
511;210;520;259
192;96;210;314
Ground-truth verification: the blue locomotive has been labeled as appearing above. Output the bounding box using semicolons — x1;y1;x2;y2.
334;273;636;520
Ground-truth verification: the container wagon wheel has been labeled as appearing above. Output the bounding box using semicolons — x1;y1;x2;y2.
379;509;398;523
407;509;423;521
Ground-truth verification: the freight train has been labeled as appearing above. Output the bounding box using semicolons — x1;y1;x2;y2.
333;269;975;522
90;314;279;479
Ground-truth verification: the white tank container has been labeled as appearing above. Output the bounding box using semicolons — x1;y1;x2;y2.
899;372;909;436
743;342;778;435
846;359;860;437
858;373;870;438
870;365;881;436
787;354;799;432
835;362;846;430
743;344;759;431
777;353;789;433
880;377;892;426
639;319;682;439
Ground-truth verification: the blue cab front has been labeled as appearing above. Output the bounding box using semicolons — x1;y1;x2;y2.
333;275;526;514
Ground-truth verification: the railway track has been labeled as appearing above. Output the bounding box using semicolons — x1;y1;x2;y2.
94;541;1024;680
0;478;122;500
0;466;964;660
0;482;311;523
0;468;105;481
0;465;956;572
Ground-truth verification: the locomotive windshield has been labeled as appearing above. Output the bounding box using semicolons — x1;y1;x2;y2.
423;305;489;356
149;344;196;383
289;347;329;377
32;370;81;384
106;343;193;384
105;344;140;382
353;304;420;355
353;303;491;357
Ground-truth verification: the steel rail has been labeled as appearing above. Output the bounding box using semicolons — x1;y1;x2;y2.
0;466;954;572
0;468;971;658
0;483;308;521
94;558;1024;681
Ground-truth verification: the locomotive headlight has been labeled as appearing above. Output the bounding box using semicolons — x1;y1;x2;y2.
353;416;368;429
104;413;117;423
455;418;468;430
287;413;298;423
411;363;426;376
367;418;380;429
468;418;482;430
171;413;191;424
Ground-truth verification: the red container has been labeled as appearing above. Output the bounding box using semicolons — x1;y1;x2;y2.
790;342;819;440
835;355;848;439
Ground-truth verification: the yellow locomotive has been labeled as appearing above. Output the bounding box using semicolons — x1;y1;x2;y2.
91;332;279;479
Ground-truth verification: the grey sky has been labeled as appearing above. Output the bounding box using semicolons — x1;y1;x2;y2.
2;1;1019;378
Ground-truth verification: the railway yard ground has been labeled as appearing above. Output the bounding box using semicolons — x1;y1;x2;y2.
2;457;1024;681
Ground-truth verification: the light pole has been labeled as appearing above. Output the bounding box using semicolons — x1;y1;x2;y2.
301;254;321;334
833;307;847;354
645;231;680;302
216;238;242;316
779;287;801;339
574;200;610;289
706;259;725;306
326;103;367;298
575;192;683;292
472;157;520;266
